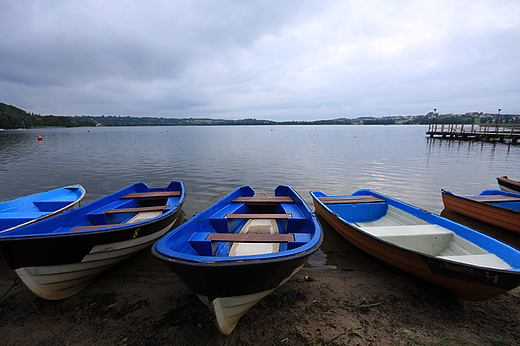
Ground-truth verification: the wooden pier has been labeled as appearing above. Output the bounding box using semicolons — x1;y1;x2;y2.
427;124;520;144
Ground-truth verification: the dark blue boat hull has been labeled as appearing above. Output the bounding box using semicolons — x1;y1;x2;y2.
153;235;320;300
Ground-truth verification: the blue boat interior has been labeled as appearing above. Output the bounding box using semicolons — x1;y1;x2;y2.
0;182;184;237
157;185;320;261
86;199;156;225
0;212;50;230
311;190;388;223
0;186;85;231
77;182;183;229
0;200;78;230
189;200;310;256
477;190;520;211
325;201;388;223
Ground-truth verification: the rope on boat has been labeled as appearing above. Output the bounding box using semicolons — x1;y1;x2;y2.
0;277;19;300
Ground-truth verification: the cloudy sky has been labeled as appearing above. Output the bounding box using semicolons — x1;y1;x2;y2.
1;1;519;120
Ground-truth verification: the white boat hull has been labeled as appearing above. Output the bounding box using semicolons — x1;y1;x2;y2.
15;218;176;300
197;264;304;335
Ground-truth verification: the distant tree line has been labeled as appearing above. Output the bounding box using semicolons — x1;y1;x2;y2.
0;103;96;129
360;118;396;125
1;103;518;129
71;115;281;126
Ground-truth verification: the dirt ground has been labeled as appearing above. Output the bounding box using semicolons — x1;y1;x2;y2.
1;211;519;346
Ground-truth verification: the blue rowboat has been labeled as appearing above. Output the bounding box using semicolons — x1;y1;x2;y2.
153;185;323;334
311;189;520;301
0;185;85;233
0;181;185;300
441;189;520;234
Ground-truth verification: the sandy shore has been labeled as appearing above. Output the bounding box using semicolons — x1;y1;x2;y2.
1;211;519;345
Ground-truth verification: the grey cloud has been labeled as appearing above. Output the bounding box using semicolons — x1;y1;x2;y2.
0;1;518;120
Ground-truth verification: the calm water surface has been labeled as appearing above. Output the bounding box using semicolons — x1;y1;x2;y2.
1;125;519;218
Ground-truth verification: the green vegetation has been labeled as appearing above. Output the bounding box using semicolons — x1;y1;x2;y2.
402;113;519;125
1;103;518;129
0;103;96;129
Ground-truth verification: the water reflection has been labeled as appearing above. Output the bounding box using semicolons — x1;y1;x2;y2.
1;126;519;218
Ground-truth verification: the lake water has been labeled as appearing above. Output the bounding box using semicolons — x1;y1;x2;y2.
1;125;519;218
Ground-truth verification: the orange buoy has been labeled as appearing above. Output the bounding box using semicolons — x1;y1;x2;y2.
37;136;43;141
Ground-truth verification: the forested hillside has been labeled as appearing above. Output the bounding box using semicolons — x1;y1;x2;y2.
0;103;96;129
1;103;518;128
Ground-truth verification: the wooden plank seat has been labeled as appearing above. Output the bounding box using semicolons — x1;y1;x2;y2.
206;233;295;243
225;213;292;219
464;196;520;203
319;196;386;204
104;205;169;214
189;231;311;255
120;191;181;199
231;196;294;203
69;224;126;232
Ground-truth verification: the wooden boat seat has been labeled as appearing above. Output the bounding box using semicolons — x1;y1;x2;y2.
104;205;169;214
465;196;520;203
69;224;126;232
319;196;386;204
120;191;181;199
225;213;292;219
231;196;294;203
211;202;303;234
68;208;162;232
188;232;311;256
438;254;512;269
227;218;284;256
70;206;166;232
207;233;295;243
